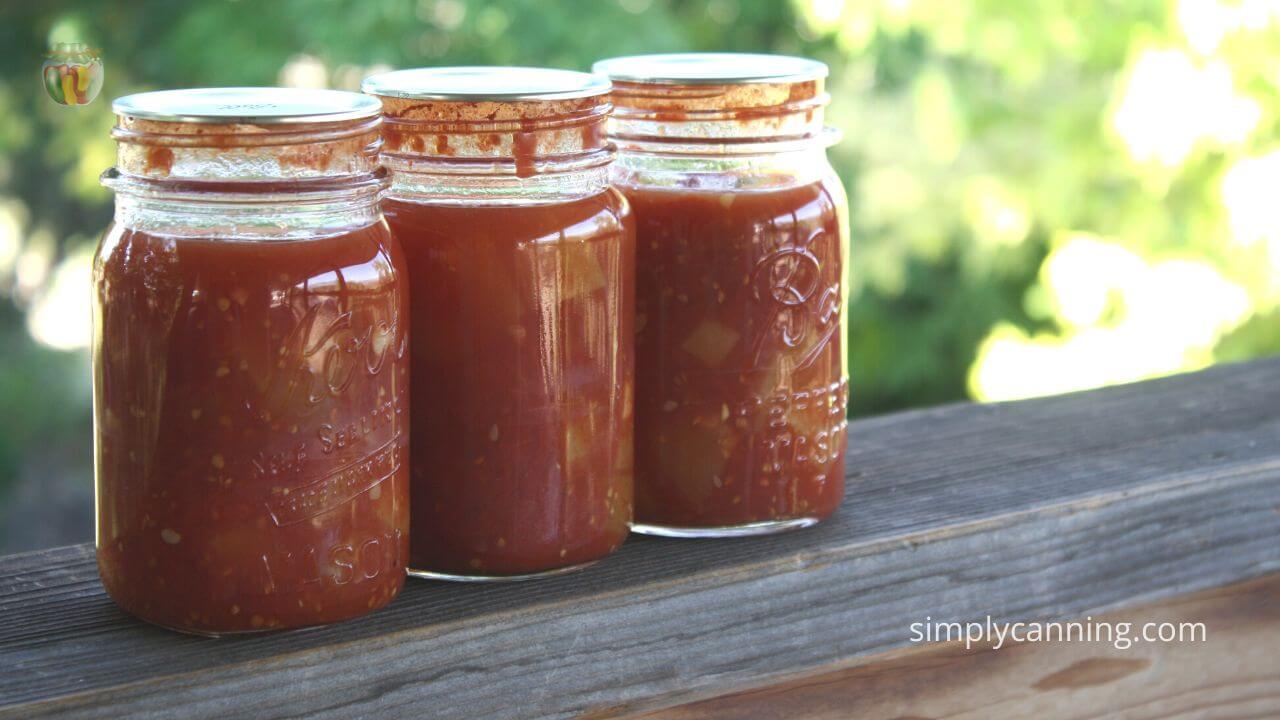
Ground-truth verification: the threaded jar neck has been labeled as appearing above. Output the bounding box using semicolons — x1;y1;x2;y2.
595;53;833;154
104;88;387;238
364;67;616;202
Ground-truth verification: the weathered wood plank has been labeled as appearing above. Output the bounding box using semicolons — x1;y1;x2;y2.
626;573;1280;720
1;359;1279;719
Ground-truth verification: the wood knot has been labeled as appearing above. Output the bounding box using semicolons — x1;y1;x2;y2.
1032;657;1150;692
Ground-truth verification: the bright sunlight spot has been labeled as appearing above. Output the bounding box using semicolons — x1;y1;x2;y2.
27;247;94;352
1221;149;1280;274
972;237;1251;401
1111;49;1260;167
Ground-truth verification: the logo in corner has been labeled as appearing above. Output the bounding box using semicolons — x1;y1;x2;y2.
42;43;103;106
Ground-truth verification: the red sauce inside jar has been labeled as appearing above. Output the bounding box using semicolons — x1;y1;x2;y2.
94;222;410;633
622;180;848;528
383;190;634;576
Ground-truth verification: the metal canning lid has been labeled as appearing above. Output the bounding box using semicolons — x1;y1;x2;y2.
362;67;611;101
592;53;828;85
112;87;382;124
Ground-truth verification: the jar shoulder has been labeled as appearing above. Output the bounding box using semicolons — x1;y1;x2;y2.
93;220;404;292
611;147;844;197
383;189;631;245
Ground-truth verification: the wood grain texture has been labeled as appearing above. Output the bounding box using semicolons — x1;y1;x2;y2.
2;359;1279;719
627;573;1280;720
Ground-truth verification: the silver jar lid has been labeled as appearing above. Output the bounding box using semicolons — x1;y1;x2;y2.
593;53;828;85
362;66;611;101
112;87;383;124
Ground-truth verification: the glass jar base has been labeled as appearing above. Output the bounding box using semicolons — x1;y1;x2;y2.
407;560;598;583
630;517;820;538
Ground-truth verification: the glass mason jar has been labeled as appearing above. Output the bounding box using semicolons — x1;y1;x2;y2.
95;88;410;635
363;67;634;581
593;54;850;537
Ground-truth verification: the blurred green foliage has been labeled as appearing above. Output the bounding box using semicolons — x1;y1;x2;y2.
0;0;1277;549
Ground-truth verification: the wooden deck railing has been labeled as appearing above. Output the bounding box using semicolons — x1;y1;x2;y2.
2;358;1278;719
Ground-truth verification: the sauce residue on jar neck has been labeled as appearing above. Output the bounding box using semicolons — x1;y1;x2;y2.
103;88;389;238
373;94;612;180
111;114;383;182
606;78;828;145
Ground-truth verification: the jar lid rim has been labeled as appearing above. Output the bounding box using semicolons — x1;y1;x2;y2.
593;53;828;85
112;87;383;124
362;66;611;101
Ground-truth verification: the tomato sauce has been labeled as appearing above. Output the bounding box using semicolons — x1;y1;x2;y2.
622;180;848;529
595;54;849;535
365;67;633;579
93;220;409;633
383;191;634;577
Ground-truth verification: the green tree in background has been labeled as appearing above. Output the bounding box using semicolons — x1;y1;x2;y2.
0;0;1276;550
